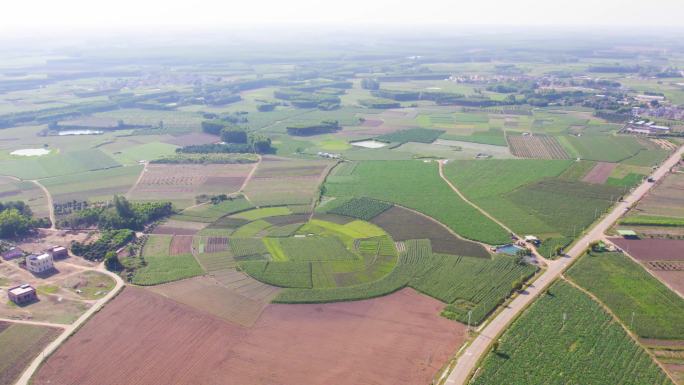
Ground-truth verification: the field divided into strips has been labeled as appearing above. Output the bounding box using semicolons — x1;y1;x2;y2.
169;235;193;255
506;134;569;159
142;234;172;257
173;196;254;223
567;252;684;340
243;156;332;206
324;160;509;244
232;220;272;237
229;238;268;259
128;163;253;208
276;238;535;325
444;159;572;237
470;281;673;385
40;165;143;204
0;322;61;385
0;149;121;180
0;176;49;217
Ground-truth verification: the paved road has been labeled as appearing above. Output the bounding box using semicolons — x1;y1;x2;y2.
444;145;683;385
14;264;125;385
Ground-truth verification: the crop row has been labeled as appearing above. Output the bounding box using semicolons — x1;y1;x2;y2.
470;281;671;385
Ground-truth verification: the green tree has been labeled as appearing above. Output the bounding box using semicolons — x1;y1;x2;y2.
221;126;248;144
104;251;122;271
0;208;31;238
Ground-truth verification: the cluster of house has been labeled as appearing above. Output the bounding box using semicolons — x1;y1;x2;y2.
7;284;37;305
1;245;67;274
621;120;671;135
317;151;341;159
3;246;68;306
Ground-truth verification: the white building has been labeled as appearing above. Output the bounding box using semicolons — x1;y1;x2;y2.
26;253;54;274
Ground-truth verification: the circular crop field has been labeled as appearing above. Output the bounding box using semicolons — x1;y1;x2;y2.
220;207;400;292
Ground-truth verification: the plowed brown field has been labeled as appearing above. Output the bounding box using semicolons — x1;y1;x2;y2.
33;287;465;385
582;162;617;184
169;235;193;255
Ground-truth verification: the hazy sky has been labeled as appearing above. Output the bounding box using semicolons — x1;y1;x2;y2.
2;0;683;31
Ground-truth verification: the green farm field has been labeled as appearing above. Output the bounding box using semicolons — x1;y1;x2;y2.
567;252;684;340
275;238;535;325
0;323;61;385
324;160;510;244
470;281;672;385
132;254;204;285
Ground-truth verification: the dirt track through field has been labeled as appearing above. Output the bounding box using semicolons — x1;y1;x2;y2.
33;287;465;385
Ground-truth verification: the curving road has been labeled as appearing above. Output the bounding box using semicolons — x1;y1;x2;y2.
444;145;683;385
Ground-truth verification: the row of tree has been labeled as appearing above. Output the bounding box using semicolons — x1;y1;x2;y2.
0;201;50;238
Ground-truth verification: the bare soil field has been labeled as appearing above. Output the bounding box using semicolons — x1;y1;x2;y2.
582;162;617;184
610;238;684;261
169;235;193;255
650;270;684;298
17;229;95;257
371;205;490;258
243;156;333;206
33;287;465;385
152;219;206;235
164;132;220;146
360;118;383;127
210;269;281;302
636;169;684;218
129;164;253;201
205;237;228;253
507;134;569;159
0;322;61;385
147;276;273;326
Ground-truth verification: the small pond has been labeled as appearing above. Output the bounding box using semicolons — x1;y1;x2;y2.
351;140;388;149
10;148;50;156
57;129;104;136
495;244;525;255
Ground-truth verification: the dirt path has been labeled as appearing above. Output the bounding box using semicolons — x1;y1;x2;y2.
29;179;56;230
0;317;67;329
438;160;515;237
561;276;677;384
125;161;148;198
14;263;125;385
0;175;56;230
437;160;548;264
238;155;261;193
443;144;684;385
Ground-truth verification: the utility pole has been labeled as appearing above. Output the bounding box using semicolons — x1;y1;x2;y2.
562;312;567;329
630;312;635;330
467;310;472;332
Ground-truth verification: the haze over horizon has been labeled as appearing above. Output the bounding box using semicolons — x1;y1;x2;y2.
2;0;683;32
